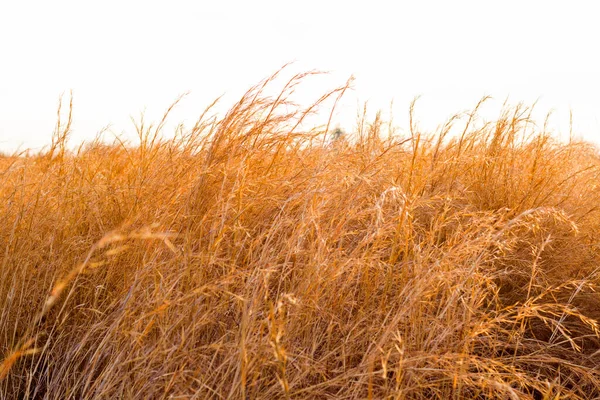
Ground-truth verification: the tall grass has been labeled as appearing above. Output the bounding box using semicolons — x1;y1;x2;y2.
2;69;600;399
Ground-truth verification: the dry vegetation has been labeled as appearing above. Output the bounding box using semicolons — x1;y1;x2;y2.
3;69;600;399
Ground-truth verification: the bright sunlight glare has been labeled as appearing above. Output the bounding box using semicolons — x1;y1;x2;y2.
1;0;599;152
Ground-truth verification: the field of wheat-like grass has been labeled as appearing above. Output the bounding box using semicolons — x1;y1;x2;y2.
2;70;600;399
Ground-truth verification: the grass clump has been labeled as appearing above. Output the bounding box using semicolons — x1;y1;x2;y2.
2;69;600;399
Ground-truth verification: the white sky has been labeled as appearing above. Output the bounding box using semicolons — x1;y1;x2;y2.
1;0;600;152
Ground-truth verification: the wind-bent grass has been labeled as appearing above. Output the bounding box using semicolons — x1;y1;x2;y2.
2;69;600;399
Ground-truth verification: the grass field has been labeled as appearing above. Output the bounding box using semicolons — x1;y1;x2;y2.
2;70;600;399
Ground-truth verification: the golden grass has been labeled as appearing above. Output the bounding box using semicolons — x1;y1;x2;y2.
2;69;600;399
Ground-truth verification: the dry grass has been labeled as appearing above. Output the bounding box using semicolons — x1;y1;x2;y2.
2;69;600;399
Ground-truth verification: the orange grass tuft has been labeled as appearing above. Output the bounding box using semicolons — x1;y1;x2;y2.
2;69;600;399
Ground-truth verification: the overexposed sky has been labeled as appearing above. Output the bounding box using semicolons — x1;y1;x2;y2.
1;0;599;152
